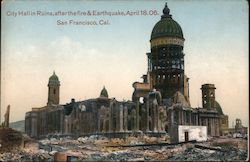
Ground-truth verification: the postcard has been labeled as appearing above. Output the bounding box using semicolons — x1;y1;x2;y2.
0;0;248;161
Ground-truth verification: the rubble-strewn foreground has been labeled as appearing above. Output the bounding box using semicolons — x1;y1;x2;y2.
0;134;248;161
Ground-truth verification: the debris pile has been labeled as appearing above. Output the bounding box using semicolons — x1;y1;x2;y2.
0;134;247;161
168;144;247;161
0;127;53;161
0;127;23;152
0;149;53;161
103;151;144;161
168;138;247;161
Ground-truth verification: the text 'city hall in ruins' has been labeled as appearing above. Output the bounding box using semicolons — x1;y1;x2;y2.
25;3;229;142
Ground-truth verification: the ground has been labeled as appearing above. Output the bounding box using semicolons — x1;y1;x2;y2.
0;127;23;153
0;132;248;161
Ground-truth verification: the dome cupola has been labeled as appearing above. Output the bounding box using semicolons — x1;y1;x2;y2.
150;2;184;45
47;71;60;105
48;71;60;85
215;101;224;115
100;86;109;98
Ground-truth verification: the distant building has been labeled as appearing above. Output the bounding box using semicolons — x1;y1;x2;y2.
220;118;248;137
25;3;231;142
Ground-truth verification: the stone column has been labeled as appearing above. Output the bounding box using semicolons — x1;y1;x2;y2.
98;118;101;133
210;118;212;136
103;119;106;133
216;118;219;136
60;109;64;134
182;111;185;125
64;118;68;134
180;110;183;125
171;110;174;124
214;118;217;136
196;114;199;125
109;104;113;133
153;99;157;132
208;118;211;136
146;99;149;131
124;106;128;132
212;118;215;136
136;100;140;131
189;112;192;125
119;105;124;132
116;104;120;132
206;118;209;135
156;104;159;131
3;105;10;128
132;109;136;131
31;113;37;138
178;110;181;124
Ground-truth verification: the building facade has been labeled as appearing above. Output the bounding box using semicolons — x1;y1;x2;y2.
25;3;229;141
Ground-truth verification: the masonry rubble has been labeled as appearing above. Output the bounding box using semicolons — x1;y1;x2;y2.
0;134;248;161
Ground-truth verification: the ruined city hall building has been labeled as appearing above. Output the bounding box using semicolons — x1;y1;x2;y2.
25;3;229;142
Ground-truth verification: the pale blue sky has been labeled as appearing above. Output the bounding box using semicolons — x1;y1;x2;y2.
1;0;249;127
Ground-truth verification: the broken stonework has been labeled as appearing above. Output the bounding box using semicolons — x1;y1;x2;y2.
0;134;247;161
